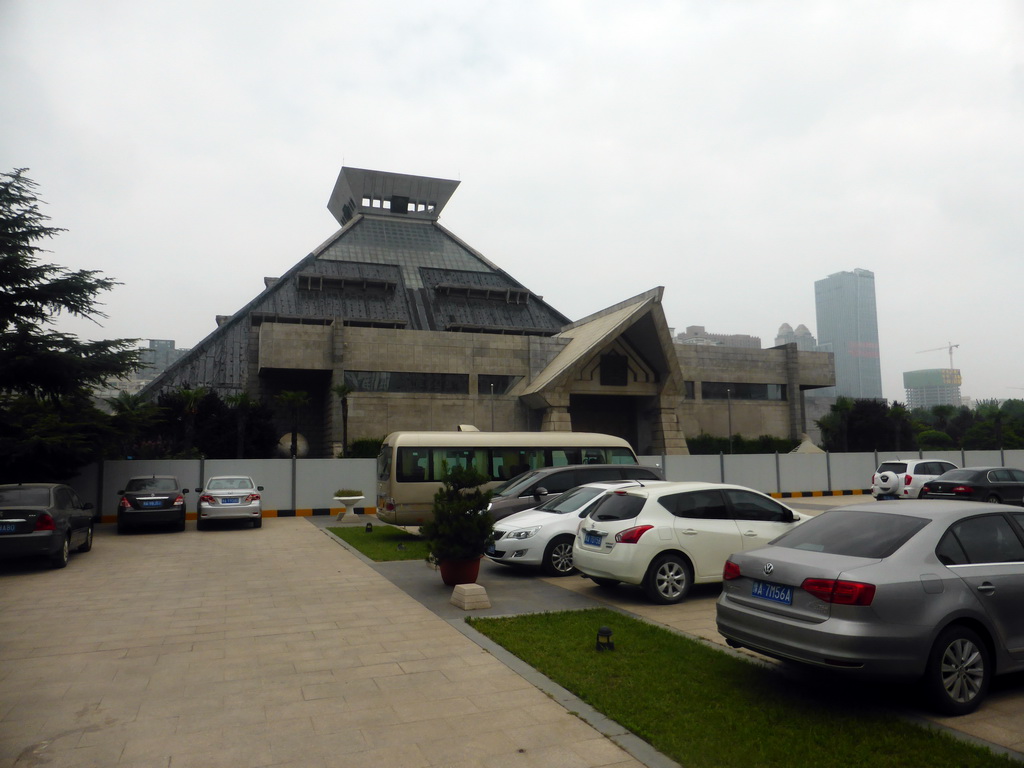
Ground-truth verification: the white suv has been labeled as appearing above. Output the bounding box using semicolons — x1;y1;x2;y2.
870;459;957;500
573;482;804;604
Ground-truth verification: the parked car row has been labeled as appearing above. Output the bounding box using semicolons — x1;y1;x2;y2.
117;475;265;533
0;483;95;569
491;462;1024;716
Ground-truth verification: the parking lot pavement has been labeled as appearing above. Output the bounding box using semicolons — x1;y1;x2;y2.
0;519;646;768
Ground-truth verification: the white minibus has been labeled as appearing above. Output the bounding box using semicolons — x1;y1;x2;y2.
376;430;638;525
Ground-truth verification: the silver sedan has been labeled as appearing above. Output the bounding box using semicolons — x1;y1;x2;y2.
196;476;264;530
715;500;1024;715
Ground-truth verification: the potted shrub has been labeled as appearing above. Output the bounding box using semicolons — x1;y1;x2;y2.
332;489;365;521
420;464;494;586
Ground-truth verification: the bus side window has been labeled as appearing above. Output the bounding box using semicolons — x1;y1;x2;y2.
397;449;429;482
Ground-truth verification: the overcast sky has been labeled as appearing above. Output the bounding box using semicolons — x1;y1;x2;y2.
3;1;1023;403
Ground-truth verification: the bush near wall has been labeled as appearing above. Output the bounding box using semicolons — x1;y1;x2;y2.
687;433;800;455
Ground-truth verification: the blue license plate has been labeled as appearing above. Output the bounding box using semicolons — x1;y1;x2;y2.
584;531;603;547
751;580;793;605
142;500;162;507
222;497;240;504
0;522;15;533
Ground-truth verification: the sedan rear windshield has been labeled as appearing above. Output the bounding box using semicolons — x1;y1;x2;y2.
587;493;645;522
0;487;50;506
772;510;929;559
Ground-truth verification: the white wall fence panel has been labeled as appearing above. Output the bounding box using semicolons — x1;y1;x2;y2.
73;449;1024;521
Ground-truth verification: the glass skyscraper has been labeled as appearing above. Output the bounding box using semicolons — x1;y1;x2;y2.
814;268;883;399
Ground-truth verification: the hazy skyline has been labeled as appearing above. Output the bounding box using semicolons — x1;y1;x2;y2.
3;1;1022;403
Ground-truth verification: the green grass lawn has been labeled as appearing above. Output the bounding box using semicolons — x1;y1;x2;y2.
468;608;1021;768
327;524;430;561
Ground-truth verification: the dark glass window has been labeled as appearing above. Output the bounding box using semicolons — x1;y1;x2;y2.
662;490;728;519
600;354;629;386
774;510;928;558
701;382;786;401
945;515;1024;564
724;489;791;522
478;375;519;395
345;371;468;394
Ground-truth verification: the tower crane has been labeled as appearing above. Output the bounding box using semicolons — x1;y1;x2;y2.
916;343;959;370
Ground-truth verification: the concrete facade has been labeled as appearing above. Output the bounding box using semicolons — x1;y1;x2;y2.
142;167;835;456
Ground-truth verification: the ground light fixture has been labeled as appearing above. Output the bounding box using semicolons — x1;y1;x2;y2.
365;522;373;533
596;626;615;651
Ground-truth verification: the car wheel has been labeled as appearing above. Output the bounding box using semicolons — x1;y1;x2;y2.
591;578;620;589
925;626;991;716
176;513;186;532
196;518;207;531
77;524;93;552
253;516;262;529
541;535;575;576
643;553;693;604
986;495;1000;504
50;534;70;569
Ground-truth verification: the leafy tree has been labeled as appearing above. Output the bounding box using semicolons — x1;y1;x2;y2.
0;169;140;480
106;391;162;459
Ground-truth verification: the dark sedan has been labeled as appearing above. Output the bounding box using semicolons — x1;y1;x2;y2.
921;467;1024;506
117;475;188;533
0;483;95;568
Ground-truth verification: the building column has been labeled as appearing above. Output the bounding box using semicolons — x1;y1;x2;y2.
650;404;689;455
540;398;572;431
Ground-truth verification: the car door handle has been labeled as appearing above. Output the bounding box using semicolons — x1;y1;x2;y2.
977;583;996;595
679;528;699;536
741;530;759;537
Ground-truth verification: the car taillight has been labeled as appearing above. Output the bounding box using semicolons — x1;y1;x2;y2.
200;494;215;504
119;496;131;509
951;485;973;495
801;578;876;605
904;474;913;485
174;494;185;506
386;499;396;512
871;473;877;484
614;525;653;544
34;513;56;531
245;493;261;502
723;560;742;580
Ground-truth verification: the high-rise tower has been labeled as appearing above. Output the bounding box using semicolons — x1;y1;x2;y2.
814;268;883;399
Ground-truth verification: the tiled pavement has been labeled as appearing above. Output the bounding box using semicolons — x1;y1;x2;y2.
2;496;1023;767
0;519;646;768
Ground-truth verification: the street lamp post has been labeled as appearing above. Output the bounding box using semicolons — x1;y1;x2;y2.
726;387;733;454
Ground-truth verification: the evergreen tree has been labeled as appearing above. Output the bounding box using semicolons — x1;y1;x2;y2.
0;169;140;480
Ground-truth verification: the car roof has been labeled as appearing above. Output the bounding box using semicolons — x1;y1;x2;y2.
820;499;1014;521
616;480;779;496
127;474;179;480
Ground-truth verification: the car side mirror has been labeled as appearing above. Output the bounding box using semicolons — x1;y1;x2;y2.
117;490;125;495
257;486;264;491
533;486;548;501
182;489;189;494
195;487;202;493
83;502;94;510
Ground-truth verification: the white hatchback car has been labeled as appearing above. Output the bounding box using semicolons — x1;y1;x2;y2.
573;482;805;604
871;459;958;500
196;476;264;530
487;480;658;576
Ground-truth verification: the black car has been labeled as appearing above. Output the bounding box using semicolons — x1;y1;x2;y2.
921;467;1024;506
0;483;95;568
486;463;665;521
117;475;188;533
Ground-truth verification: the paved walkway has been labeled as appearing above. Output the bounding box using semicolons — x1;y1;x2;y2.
2;496;1023;767
0;519;646;768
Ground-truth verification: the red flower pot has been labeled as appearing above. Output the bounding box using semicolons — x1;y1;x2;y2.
438;556;482;586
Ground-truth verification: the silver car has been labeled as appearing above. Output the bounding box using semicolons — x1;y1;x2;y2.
196;476;264;530
716;500;1024;715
